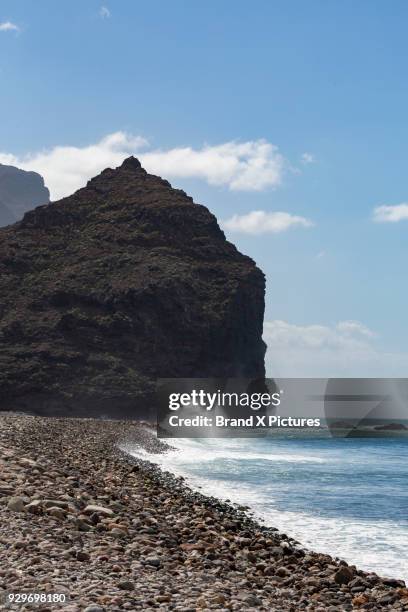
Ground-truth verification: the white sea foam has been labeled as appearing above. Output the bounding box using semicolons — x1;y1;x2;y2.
130;437;326;464
123;436;408;582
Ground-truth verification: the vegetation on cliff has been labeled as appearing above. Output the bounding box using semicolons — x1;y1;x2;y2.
0;158;265;416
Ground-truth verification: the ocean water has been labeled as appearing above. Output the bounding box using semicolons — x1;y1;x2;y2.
126;436;408;582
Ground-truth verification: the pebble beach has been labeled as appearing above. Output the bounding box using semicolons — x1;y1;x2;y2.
0;413;407;611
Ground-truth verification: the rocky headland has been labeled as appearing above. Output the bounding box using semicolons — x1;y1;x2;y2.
0;158;265;418
0;413;407;611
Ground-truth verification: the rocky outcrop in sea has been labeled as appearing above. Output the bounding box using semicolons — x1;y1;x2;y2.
0;158;266;417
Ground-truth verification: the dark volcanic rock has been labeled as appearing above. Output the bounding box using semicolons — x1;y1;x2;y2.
0;163;50;225
0;157;266;417
374;422;407;431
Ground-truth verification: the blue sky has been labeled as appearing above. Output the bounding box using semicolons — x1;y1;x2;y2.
1;0;408;375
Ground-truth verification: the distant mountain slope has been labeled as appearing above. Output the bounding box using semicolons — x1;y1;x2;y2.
0;201;15;226
0;163;49;226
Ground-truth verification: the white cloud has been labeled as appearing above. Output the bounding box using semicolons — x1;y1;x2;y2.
0;133;147;200
336;320;375;337
222;210;314;234
142;140;285;191
373;203;408;223
0;132;288;200
0;152;17;165
0;21;20;32
263;319;408;377
99;6;111;18
301;152;315;164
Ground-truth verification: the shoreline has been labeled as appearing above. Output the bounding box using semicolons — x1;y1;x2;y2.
140;436;408;583
0;413;407;611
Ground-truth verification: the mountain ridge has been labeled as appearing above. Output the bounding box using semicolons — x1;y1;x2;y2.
0;157;266;417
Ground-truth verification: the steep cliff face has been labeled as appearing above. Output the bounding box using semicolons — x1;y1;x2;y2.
0;157;266;417
0;163;50;226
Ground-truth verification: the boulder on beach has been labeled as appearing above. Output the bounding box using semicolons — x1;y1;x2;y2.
0;158;266;418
